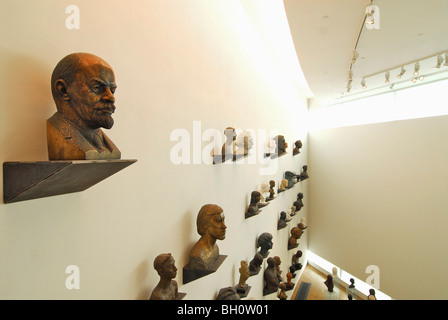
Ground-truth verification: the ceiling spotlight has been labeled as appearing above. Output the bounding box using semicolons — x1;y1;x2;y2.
365;5;380;29
443;53;448;67
389;83;395;90
361;78;367;89
413;62;420;75
412;77;418;83
397;67;406;79
434;55;443;69
419;76;425;81
385;71;390;83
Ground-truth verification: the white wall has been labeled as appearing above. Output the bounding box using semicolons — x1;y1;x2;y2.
0;0;310;299
309;114;448;300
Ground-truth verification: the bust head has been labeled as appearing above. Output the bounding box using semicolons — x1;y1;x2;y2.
51;52;117;131
154;253;177;280
196;204;226;240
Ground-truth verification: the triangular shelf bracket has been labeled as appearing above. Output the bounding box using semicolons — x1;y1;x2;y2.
3;159;137;204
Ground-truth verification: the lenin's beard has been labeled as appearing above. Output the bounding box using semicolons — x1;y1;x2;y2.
80;104;116;130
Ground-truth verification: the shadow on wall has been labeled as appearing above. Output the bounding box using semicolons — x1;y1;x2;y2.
1;49;54;161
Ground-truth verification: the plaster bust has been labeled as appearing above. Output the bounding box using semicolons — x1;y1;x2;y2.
149;253;179;300
187;204;227;271
235;130;254;155
47;52;121;160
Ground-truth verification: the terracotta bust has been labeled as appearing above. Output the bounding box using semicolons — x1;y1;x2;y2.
237;260;250;292
324;274;334;293
293;140;302;155
47;52;121;160
288;227;302;249
187;204;227;271
300;165;309;180
149;253;179;300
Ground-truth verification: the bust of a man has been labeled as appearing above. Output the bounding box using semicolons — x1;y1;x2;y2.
187;204;227;271
149;253;179;300
47;52;121;160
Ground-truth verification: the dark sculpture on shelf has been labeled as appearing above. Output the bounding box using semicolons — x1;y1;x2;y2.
299;165;309;181
277;211;288;230
256;232;273;258
249;252;264;276
288;227;302;250
263;257;281;295
267;180;276;200
289;250;303;276
285;171;298;188
246;191;262;218
293;193;304;211
149;253;184;300
47;52;121;160
298;218;307;233
293;140;302;155
216;287;241;300
186;204;227;271
324;274;334;293
368;288;377;300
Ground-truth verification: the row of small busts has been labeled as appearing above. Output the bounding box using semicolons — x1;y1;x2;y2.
148;189;308;300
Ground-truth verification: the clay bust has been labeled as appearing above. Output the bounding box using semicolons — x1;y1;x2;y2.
221;127;237;155
279;179;289;192
285;171;297;188
247;191;261;216
187;204;227;271
257;232;273;258
289;205;297;217
149;253;178;300
288;227;302;249
274;256;284;282
278;283;287;300
324;274;334;293
368;288;377;300
285;272;294;290
290;250;303;274
300;165;309;180
294;193;304;211
47;52;121;160
277;211;288;229
293;140;302;155
249;252;263;276
237;260;250;292
268;180;276;200
274;135;288;155
264;257;281;292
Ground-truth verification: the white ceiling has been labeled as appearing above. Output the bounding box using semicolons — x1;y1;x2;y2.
283;0;448;107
